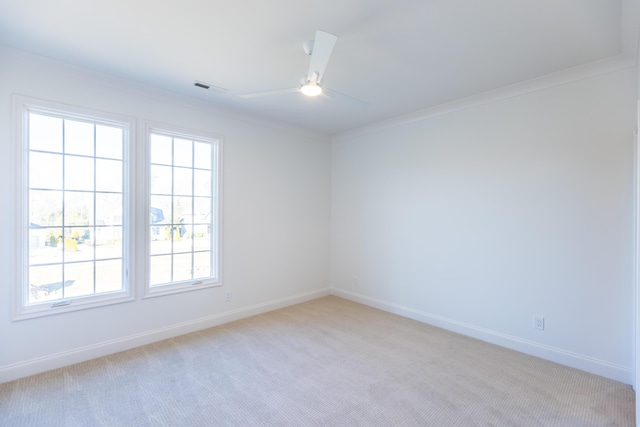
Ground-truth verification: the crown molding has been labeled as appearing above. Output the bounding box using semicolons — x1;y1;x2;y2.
334;0;640;143
332;53;636;143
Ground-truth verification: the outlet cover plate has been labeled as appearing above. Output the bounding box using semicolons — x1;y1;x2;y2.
533;315;544;330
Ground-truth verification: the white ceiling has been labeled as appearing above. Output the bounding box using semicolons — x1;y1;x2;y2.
0;0;638;135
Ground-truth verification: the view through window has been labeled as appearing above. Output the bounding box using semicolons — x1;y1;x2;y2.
26;111;127;306
148;129;219;290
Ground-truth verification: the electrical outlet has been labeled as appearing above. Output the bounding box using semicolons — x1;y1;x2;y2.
354;276;359;286
225;291;232;302
533;315;544;330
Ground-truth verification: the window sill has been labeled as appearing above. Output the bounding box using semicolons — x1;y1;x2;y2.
143;279;222;299
13;292;135;321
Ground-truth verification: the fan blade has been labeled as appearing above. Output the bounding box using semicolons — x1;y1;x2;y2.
323;87;369;108
307;30;337;84
239;87;299;98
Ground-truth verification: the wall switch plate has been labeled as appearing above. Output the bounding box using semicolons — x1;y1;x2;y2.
533;315;544;330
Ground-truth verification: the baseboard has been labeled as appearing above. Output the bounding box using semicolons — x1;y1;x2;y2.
0;288;330;384
331;287;633;385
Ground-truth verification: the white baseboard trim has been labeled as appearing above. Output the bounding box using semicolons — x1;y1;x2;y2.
331;287;633;385
0;288;330;384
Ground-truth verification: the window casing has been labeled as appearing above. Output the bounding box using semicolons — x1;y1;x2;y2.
145;124;221;296
14;96;134;319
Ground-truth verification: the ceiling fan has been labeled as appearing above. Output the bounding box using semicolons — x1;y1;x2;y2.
239;30;367;107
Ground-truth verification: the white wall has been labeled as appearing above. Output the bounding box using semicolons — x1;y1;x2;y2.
331;67;638;383
0;46;331;382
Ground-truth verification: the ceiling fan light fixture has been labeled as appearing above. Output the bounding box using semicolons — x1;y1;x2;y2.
300;83;323;97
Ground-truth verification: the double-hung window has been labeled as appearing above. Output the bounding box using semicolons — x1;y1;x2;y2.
146;124;221;296
14;96;134;319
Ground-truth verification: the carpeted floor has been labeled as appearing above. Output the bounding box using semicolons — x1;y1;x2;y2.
0;296;635;426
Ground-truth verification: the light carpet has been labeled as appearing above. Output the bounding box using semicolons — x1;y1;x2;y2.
0;296;635;426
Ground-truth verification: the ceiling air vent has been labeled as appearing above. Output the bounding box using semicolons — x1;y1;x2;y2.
194;81;211;90
193;80;228;95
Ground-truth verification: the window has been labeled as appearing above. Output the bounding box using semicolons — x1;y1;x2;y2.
145;124;221;296
14;96;134;319
13;97;223;320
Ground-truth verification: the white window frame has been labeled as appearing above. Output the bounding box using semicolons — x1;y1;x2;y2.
143;122;222;298
12;95;136;320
